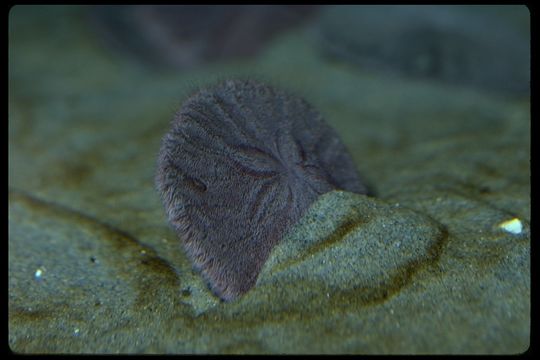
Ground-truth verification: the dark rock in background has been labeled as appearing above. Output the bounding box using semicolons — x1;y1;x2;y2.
89;5;319;70
317;5;530;96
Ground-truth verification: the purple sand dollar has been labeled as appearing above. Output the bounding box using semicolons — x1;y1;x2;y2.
156;79;367;301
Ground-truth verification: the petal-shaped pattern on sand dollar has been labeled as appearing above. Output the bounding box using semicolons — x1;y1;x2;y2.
156;79;367;301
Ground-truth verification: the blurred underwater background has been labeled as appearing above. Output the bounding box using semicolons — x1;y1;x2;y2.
9;5;530;354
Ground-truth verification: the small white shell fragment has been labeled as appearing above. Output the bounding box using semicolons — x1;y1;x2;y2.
34;268;44;279
498;218;523;234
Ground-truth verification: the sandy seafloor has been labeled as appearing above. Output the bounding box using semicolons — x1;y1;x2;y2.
8;5;530;354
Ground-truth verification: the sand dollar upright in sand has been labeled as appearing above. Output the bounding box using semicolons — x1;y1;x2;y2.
156;79;367;301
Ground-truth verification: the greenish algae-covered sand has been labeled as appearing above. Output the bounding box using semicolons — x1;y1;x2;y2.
9;5;529;353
